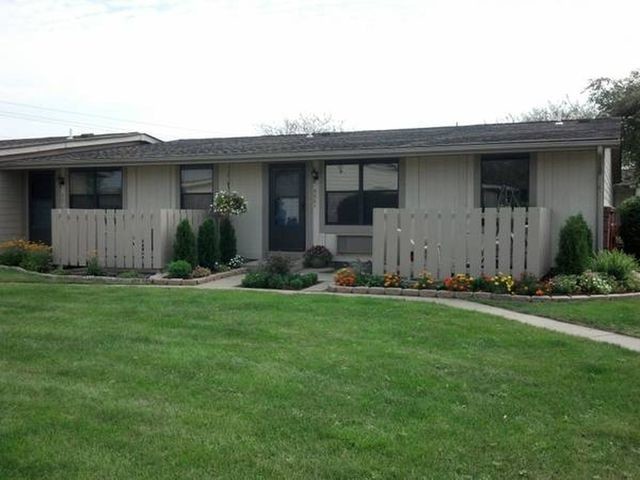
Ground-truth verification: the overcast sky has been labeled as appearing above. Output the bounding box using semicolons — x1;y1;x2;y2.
0;0;637;140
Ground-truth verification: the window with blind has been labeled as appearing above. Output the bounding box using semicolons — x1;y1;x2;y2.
69;169;123;209
181;166;214;210
325;160;398;225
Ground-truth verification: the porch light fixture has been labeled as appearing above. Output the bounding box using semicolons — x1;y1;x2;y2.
58;176;65;186
311;168;319;181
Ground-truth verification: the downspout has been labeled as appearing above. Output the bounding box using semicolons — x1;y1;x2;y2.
596;146;604;251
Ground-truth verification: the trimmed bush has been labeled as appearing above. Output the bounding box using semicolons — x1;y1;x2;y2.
167;260;192;279
588;249;639;282
174;219;197;267
618;196;640;259
219;217;237;264
241;271;317;290
197;218;219;270
0;239;51;268
264;254;291;275
0;247;24;266
19;250;53;272
555;214;593;275
241;271;270;288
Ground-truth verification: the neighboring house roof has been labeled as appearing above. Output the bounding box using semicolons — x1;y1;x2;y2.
0;132;161;161
0;118;621;169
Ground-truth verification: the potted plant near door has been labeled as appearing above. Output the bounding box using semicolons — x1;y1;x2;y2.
212;189;248;264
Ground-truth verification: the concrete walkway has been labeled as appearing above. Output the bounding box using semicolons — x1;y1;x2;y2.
194;272;640;353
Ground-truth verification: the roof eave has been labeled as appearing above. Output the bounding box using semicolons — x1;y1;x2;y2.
0;137;621;170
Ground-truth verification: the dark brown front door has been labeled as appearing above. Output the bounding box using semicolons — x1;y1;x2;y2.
269;164;306;252
29;171;56;245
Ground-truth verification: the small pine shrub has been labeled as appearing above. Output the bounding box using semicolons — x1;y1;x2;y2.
588;249;639;282
174;219;197;267
197;218;219;270
618;196;640;259
167;260;192;279
219;217;237;264
555;214;593;275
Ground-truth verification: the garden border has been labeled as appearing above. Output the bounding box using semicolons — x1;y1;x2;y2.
150;268;247;286
326;284;640;302
0;265;247;286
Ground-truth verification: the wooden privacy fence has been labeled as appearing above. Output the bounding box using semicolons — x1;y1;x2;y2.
51;209;207;269
372;207;552;280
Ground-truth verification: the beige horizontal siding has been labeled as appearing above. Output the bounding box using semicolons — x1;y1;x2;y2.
0;171;26;242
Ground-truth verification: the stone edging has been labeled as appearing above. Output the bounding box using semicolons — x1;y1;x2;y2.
326;284;640;302
149;268;247;286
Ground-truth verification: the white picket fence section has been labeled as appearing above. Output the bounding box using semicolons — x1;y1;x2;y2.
372;207;552;280
51;209;208;269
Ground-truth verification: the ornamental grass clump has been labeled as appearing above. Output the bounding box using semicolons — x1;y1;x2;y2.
588;249;639;283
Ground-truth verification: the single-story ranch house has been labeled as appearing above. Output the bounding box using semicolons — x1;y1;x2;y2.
0;118;622;277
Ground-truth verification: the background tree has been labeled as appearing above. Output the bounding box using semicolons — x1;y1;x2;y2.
586;70;640;176
505;96;599;122
259;113;344;135
510;70;640;177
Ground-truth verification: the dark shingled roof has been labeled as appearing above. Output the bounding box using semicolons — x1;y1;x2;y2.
0;118;622;168
0;132;147;150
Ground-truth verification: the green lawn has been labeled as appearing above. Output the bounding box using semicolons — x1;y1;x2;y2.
1;282;639;479
479;297;640;338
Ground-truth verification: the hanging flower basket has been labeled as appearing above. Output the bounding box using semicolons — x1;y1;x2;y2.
212;190;248;217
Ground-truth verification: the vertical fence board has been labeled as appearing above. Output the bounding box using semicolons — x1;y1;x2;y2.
497;208;512;274
372;209;385;275
527;208;541;277
468;210;482;277
439;210;453;278
483;209;497;276
385;210;399;274
398;210;413;277
96;210;106;266
512;208;526;277
425;210;439;276
412;210;426;275
453;210;468;275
